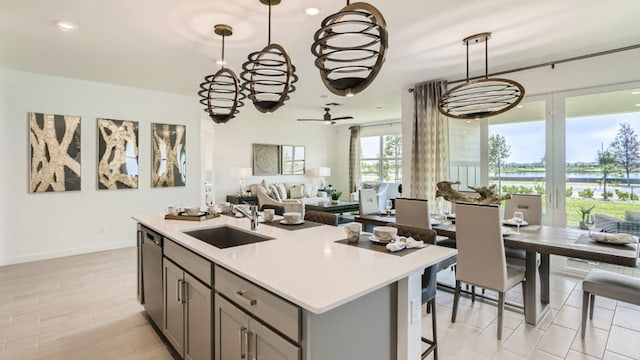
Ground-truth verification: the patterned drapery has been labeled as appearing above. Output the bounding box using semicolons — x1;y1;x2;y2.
349;126;361;192
410;81;449;202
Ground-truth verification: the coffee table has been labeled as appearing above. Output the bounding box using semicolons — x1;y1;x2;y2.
305;201;359;214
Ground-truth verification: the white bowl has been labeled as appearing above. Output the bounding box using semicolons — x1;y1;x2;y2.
184;207;201;216
373;226;398;241
283;212;302;223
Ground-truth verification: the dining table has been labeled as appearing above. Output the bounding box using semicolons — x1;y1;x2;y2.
354;213;640;325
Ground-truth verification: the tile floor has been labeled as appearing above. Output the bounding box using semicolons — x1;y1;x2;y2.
0;247;638;360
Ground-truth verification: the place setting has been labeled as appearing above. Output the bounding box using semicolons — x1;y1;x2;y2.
335;225;429;257
259;211;323;231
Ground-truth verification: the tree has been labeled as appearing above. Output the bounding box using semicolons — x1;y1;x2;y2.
489;134;511;192
609;123;640;196
597;144;618;200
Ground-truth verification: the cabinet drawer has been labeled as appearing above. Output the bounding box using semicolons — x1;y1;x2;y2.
215;266;300;343
164;240;212;287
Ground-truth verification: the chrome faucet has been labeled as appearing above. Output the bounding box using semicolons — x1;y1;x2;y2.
234;204;259;230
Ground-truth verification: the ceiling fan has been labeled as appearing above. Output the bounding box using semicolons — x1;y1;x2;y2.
297;108;354;125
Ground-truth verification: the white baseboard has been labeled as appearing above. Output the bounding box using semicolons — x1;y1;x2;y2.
0;241;133;266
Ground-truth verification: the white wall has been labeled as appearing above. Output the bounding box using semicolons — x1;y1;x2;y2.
211;113;340;202
0;68;201;265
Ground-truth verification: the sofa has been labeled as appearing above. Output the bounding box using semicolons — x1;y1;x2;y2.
251;179;330;216
594;211;640;237
350;181;402;210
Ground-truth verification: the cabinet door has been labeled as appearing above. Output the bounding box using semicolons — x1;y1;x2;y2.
163;259;185;357
185;273;212;360
252;319;300;360
215;294;249;360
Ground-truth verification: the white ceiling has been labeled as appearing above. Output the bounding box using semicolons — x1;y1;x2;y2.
1;0;640;124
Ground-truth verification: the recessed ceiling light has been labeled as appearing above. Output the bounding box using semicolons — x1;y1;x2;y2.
632;90;640;95
215;59;226;66
635;104;640;107
305;7;321;16
56;20;78;32
517;105;524;108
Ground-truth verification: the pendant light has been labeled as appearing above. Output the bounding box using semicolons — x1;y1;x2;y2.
241;0;298;114
311;1;388;97
438;32;525;119
198;24;245;124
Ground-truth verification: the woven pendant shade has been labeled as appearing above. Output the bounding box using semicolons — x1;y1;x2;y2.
241;0;297;114
439;33;525;119
311;1;388;97
198;24;245;124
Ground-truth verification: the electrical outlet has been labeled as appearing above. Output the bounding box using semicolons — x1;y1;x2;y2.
411;297;420;324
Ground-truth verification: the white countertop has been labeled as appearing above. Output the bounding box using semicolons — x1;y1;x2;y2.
133;213;457;314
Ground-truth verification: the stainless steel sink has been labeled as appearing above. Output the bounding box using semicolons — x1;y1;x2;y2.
183;226;274;249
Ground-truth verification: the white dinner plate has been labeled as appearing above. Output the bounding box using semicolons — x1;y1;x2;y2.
502;226;516;236
503;218;529;226
369;235;393;244
280;219;304;225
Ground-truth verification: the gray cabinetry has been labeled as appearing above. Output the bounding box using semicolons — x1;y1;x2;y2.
163;240;212;360
215;294;299;360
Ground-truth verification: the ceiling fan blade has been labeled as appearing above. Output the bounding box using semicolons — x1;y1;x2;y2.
331;116;354;121
297;119;323;121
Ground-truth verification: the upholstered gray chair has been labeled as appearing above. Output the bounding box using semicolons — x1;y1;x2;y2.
451;203;526;340
304;210;338;226
581;269;640;338
504;194;542;226
395;198;431;229
389;223;439;359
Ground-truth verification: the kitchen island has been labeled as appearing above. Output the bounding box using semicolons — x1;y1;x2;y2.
134;213;456;360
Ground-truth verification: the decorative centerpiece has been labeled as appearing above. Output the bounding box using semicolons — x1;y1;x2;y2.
578;204;596;230
435;180;511;205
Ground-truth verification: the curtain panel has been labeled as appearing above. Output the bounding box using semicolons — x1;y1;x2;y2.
349;126;361;192
410;81;449;202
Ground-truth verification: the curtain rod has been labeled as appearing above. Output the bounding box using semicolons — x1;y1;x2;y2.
407;43;640;92
348;121;401;130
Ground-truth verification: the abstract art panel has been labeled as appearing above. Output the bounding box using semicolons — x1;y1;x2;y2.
97;118;139;190
252;144;280;176
29;112;81;192
151;123;186;187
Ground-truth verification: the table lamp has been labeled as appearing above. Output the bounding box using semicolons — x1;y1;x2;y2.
232;167;252;195
318;167;331;189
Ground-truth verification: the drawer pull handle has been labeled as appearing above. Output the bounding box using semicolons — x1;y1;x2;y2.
236;290;257;306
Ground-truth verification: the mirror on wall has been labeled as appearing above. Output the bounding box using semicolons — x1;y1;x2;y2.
281;145;305;175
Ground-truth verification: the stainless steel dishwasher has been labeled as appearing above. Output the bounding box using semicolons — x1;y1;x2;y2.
140;225;163;327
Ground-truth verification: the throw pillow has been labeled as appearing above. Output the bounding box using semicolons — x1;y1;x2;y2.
269;184;281;201
275;183;287;200
304;183;319;198
625;211;640;222
290;184;305;199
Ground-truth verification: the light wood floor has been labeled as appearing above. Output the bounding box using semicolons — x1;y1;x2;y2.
1;247;639;360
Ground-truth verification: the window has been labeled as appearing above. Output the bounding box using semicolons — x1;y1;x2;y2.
360;134;402;182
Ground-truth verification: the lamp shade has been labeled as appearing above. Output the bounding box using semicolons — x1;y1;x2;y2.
232;167;252;178
318;167;331;177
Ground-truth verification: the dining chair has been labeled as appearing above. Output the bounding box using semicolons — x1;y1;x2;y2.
504;194;542;225
304;210;338;226
395;198;431;229
504;194;542;260
451;203;526;340
358;189;379;215
389;223;440;359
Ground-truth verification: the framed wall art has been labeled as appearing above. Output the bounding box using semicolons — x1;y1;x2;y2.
281;145;305;175
252;144;280;176
97;118;139;190
151;123;186;187
29;112;81;192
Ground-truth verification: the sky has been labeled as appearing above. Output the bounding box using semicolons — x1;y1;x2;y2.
490;113;640;164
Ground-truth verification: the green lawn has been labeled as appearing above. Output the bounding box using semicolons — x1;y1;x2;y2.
566;198;640;226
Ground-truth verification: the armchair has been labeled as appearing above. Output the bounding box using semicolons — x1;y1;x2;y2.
256;183;304;216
